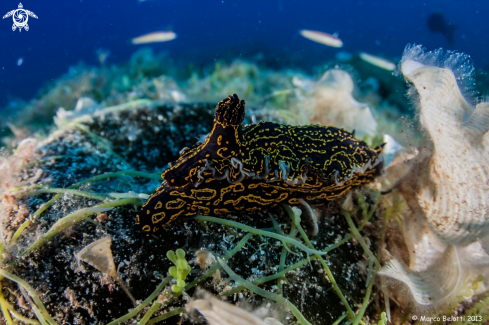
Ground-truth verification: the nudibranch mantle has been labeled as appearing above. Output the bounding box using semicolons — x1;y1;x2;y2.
138;94;383;235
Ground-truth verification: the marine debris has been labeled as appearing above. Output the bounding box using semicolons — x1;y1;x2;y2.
76;237;137;306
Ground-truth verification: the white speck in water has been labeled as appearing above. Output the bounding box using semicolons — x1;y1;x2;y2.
17;57;24;66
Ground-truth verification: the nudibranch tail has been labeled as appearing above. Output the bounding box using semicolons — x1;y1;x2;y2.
137;94;383;236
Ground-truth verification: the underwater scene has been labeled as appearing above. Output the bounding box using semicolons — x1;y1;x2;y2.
1;0;489;324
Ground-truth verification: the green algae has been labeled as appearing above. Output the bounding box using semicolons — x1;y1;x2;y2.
0;99;391;324
1;184;382;324
167;249;191;296
3;40;488;325
218;257;312;325
0;269;57;325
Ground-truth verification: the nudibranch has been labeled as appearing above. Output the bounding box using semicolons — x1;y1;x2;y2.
137;94;383;235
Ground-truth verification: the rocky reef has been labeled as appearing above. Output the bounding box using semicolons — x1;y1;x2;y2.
0;99;383;324
1;44;489;325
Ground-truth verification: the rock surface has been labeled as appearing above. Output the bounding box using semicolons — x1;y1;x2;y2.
3;101;378;324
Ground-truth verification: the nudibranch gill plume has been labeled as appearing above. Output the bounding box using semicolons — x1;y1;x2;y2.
137;94;383;235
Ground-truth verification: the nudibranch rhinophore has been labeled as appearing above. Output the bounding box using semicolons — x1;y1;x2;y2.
137;94;383;235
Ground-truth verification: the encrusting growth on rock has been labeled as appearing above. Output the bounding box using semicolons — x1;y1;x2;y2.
138;94;384;235
397;45;489;247
380;45;489;310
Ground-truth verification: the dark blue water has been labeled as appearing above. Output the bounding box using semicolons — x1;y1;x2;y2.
1;0;487;108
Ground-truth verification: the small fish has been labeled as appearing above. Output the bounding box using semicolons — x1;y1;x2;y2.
427;12;456;46
95;48;110;66
299;29;343;48
131;31;176;45
359;52;396;71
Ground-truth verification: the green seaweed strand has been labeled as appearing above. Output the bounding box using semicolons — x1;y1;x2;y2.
19;287;50;325
10;220;33;244
195;216;326;256
22;198;140;256
10;171;160;244
0;269;58;325
9;306;41;325
332;314;348;325
351;257;375;325
342;209;381;269
218;258;312;325
72;123;132;169
107;276;172;325
0;283;13;325
185;232;253;291
13;188;109;200
222;256;317;297
320;216;372;254
0;292;41;325
317;191;379;255
281;204;355;319
27;170;158;217
146;307;185;325
138;294;166;325
274;213;298;296
73;170;162;185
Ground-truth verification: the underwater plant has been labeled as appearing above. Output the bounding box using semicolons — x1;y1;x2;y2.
166;249;191;296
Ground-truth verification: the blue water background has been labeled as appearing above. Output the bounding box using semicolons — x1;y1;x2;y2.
0;0;487;108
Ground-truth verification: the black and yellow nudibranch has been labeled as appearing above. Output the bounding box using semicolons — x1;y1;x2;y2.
137;94;383;235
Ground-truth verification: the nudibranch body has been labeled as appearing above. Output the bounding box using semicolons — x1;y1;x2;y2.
137;94;383;235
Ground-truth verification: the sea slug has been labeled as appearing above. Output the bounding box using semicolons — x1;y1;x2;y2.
137;94;383;235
